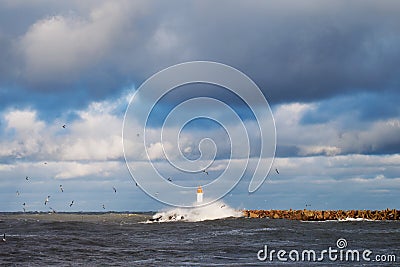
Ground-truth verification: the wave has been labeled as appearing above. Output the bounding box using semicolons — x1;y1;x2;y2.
302;218;375;223
144;201;243;223
338;218;374;222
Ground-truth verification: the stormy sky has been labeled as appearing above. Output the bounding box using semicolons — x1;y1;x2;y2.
0;0;399;211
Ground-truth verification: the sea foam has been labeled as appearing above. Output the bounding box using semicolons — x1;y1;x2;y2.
146;201;242;223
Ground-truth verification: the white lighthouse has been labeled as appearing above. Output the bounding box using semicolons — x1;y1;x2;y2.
197;186;203;203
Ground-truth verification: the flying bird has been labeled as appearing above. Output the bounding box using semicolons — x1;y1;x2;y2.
113;187;117;193
2;234;5;242
135;182;138;187
25;176;29;181
202;169;209;175
275;168;279;174
221;205;226;208
62;124;66;128
69;200;74;207
16;190;20;196
102;204;105;210
44;162;47;165
305;204;311;208
167;177;172;182
44;196;50;205
59;185;64;192
49;207;56;213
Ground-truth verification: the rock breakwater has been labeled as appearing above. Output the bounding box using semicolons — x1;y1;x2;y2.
244;209;399;221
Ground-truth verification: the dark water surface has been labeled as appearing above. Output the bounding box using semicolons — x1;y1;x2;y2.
0;213;399;266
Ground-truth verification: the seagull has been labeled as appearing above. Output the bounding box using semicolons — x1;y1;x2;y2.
16;190;20;196
62;124;66;129
202;169;209;175
113;187;117;193
22;203;26;212
275;168;279;174
155;192;159;196
2;233;5;242
102;204;105;209
44;196;50;205
25;176;29;181
305;204;311;208
59;185;64;192
69;200;74;207
135;182;138;187
49;207;56;213
167;177;172;182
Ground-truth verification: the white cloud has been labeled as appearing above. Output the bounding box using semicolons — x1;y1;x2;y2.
298;145;341;156
0;164;14;172
1;109;47;158
1;97;399;176
0;94;128;161
150;22;180;53
4;109;45;133
273;102;400;156
147;142;166;160
271;154;400;182
16;1;147;82
54;161;121;179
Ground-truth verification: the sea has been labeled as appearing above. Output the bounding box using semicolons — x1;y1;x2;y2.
0;202;399;266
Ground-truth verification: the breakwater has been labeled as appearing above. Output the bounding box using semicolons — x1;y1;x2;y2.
244;209;399;221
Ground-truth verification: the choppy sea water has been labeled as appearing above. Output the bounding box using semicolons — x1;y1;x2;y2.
0;212;399;266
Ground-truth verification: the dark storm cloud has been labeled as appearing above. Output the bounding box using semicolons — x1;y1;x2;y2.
167;1;400;103
300;92;400;126
0;0;399;114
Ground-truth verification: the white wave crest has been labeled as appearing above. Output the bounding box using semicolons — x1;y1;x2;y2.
146;201;243;223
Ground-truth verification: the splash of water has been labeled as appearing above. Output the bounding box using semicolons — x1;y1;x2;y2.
146;201;243;223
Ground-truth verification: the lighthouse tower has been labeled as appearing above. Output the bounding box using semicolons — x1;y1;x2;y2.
197;186;203;203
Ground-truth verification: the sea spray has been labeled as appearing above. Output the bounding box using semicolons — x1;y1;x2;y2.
146;201;242;223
